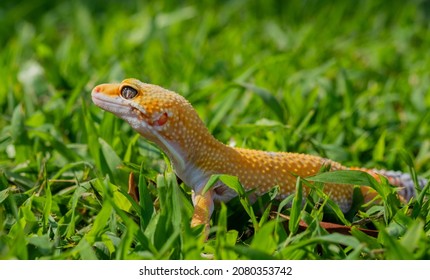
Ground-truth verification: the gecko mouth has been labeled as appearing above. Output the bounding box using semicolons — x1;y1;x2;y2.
91;92;127;113
92;91;149;120
92;91;168;130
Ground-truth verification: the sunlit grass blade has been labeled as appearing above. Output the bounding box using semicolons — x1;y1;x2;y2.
42;180;52;231
85;200;112;244
146;172;184;257
288;177;303;234
214;203;239;260
250;220;278;255
74;238;98;260
307;170;378;187
63;180;90;238
98;138;128;185
137;165;154;231
258;202;272;228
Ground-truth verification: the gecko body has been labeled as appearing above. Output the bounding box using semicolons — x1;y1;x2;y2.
92;78;426;227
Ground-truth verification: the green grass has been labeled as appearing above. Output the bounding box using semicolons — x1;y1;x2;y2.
1;0;430;259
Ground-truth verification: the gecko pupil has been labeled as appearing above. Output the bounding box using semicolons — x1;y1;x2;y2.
121;86;138;99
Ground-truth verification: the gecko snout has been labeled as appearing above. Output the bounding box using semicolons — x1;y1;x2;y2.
92;85;102;93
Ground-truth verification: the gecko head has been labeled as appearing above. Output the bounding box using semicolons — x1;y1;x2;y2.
92;78;194;140
91;78;208;168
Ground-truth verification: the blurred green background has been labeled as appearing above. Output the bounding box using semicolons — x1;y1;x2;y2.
0;0;429;259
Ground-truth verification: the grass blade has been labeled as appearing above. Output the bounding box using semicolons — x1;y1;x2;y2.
289;177;303;234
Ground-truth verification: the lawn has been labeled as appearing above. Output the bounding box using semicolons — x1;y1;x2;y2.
0;0;430;260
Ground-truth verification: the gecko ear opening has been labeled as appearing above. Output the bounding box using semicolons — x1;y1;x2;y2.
120;86;138;99
155;112;169;126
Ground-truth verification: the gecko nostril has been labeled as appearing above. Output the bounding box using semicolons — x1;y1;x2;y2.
93;86;102;93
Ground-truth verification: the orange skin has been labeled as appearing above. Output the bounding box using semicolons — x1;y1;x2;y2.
91;78;414;228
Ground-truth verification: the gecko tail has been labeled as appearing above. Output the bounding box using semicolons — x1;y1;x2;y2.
364;169;428;201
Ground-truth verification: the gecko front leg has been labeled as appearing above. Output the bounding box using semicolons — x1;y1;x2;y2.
191;189;214;235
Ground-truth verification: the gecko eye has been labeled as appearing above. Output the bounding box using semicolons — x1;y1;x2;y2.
121;86;138;99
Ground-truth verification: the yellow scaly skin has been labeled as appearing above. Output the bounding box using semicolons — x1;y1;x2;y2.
91;78;414;228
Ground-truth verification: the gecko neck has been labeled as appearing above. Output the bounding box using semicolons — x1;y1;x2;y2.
144;115;233;192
